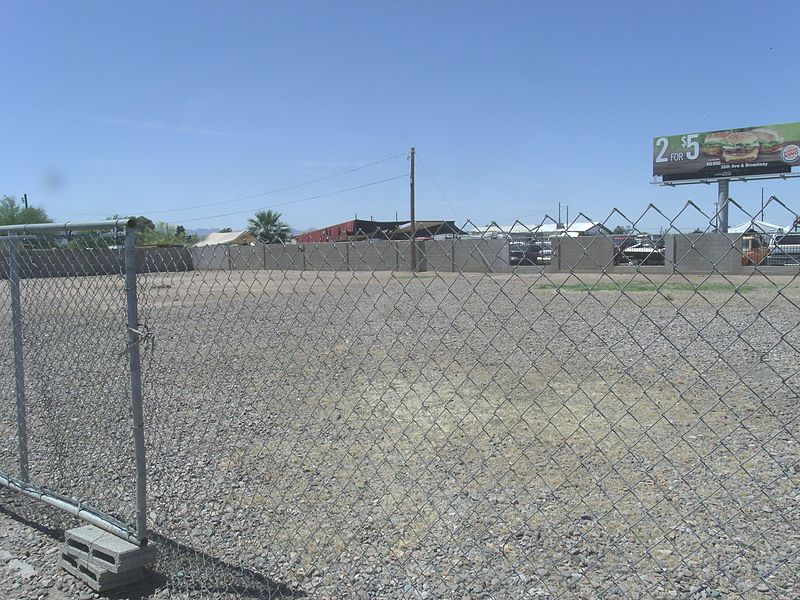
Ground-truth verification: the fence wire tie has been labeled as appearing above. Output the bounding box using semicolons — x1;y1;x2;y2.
120;324;155;357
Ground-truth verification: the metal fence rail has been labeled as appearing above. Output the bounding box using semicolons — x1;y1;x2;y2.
1;204;798;598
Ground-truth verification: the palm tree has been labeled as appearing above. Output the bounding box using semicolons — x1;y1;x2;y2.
247;210;291;244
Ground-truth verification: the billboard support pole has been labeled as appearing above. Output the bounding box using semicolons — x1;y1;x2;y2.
718;179;729;233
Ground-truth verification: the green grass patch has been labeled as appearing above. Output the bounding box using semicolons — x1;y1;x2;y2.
534;282;755;293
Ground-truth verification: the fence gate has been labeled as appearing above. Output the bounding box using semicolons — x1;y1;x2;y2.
0;220;147;545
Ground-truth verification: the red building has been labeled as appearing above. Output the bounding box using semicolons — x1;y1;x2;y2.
295;219;463;244
294;219;403;244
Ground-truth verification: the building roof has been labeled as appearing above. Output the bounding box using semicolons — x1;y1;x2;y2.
729;220;787;235
295;219;461;243
294;219;403;244
469;221;610;236
193;230;256;246
392;221;462;236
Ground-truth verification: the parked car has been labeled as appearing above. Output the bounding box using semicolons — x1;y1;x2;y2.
509;240;541;266
621;235;665;266
766;233;800;266
536;240;552;264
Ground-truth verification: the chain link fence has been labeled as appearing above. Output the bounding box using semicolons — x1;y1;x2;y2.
1;203;799;598
0;222;147;544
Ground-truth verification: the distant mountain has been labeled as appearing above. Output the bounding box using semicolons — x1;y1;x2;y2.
186;227;224;237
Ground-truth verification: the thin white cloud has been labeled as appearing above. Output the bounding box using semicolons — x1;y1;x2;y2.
299;160;362;169
99;116;240;137
86;157;124;167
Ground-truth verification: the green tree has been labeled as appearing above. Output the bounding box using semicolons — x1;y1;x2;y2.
0;195;52;226
138;222;185;246
612;225;632;235
247;210;291;244
100;214;152;245
59;213;124;249
134;215;155;233
104;215;191;246
65;233;115;249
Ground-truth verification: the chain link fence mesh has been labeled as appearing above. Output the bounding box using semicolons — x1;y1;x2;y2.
0;230;138;533
1;203;799;598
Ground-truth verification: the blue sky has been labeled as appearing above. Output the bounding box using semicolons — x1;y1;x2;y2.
1;1;798;232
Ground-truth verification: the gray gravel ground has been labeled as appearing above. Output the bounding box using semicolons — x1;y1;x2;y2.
0;266;798;598
0;495;74;600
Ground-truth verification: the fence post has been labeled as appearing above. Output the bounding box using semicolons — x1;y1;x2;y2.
9;238;29;482
124;223;148;545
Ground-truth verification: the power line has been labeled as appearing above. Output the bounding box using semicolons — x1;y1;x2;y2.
148;152;406;215
490;209;553;226
179;173;409;224
414;151;459;222
52;152;406;218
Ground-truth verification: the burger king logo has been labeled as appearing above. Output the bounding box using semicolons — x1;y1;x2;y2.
782;144;800;163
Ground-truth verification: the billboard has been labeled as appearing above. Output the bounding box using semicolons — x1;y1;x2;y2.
653;121;800;182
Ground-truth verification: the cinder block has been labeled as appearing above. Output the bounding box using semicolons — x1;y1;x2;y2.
64;525;155;573
60;551;144;593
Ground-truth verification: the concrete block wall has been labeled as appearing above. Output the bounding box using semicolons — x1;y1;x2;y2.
1;246;192;278
553;236;615;272
136;247;193;273
550;233;746;275
263;244;305;270
189;245;228;270
0;236;780;277
392;241;417;272
18;248;122;278
303;243;350;271
453;239;512;273
347;240;399;271
421;240;454;272
180;240;513;273
193;244;306;271
664;233;742;274
229;246;265;270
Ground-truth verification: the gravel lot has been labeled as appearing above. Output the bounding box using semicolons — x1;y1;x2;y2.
0;267;798;598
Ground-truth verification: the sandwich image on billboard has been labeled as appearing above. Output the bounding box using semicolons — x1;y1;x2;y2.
751;128;786;154
720;131;761;163
699;131;728;157
653;121;800;182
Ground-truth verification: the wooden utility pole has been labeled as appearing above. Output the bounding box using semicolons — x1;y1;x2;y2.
409;146;416;272
22;194;28;209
